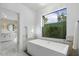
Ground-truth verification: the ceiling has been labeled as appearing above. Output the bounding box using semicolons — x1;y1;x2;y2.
22;3;50;11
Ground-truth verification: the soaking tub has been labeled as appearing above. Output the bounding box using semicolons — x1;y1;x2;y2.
27;39;69;56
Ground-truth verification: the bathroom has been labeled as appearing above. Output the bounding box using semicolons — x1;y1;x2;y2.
0;7;19;55
0;3;79;56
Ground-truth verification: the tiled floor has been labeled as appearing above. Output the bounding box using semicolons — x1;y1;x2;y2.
0;40;28;56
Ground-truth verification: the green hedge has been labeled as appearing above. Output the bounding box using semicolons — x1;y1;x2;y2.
42;21;66;39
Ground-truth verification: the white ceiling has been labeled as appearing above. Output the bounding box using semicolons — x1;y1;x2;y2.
22;3;50;11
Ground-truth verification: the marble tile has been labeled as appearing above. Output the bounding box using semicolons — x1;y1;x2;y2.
0;40;28;56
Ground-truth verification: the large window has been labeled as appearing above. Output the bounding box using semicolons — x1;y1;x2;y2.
42;8;67;39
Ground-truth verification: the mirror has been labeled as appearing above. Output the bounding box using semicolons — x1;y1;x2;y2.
7;20;17;32
8;24;14;31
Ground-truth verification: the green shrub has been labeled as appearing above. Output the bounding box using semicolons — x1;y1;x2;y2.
42;21;66;39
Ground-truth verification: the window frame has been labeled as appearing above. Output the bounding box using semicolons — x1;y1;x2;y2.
41;8;67;39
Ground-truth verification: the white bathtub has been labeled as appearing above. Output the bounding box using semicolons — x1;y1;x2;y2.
27;39;69;56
